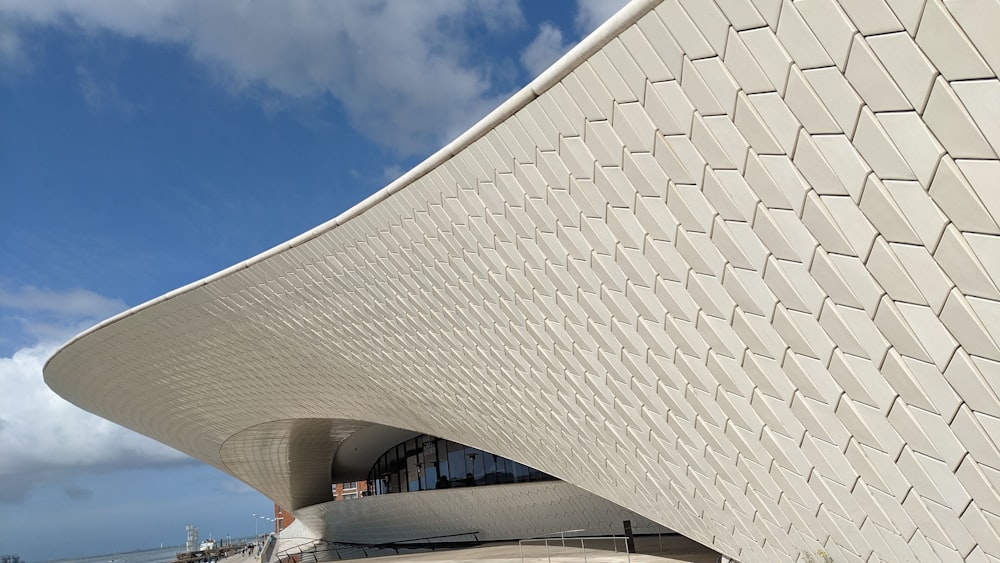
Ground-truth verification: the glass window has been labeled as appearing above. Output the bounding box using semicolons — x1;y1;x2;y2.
483;453;497;485
469;448;485;485
448;442;467;487
361;434;555;496
436;458;449;486
406;455;420;492
514;460;529;482
501;458;514;484
423;462;438;490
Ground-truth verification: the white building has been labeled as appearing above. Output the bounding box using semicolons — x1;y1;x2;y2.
46;1;1000;561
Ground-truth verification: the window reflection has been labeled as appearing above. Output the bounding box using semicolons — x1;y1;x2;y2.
364;434;555;496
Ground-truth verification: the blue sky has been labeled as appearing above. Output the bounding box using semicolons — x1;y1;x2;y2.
0;1;626;560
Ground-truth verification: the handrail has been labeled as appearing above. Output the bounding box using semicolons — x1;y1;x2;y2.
275;538;332;561
381;530;482;545
277;531;481;562
519;534;634;563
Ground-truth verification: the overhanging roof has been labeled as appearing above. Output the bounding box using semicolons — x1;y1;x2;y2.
46;1;1000;561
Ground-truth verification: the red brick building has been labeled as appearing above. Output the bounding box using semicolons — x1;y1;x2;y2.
273;504;294;532
333;480;368;500
273;481;366;533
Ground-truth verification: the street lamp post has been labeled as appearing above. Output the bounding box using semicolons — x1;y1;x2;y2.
252;513;258;538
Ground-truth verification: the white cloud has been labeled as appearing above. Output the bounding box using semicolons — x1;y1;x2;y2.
0;285;127;346
75;65;136;115
0;341;189;503
520;23;574;77
0;18;24;69
0;286;187;503
0;285;125;319
383;164;404;182
0;0;526;155
574;0;629;34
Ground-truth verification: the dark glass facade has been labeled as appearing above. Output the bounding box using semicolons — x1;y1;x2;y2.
365;434;555;495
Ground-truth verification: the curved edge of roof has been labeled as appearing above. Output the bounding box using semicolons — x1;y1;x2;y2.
44;0;662;372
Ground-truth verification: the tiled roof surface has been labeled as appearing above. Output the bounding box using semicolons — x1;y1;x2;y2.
47;1;1000;561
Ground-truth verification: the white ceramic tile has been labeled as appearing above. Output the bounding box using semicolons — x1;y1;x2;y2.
691;113;738;169
916;0;995;80
764;207;820;263
635;7;686;79
620;25;674;83
838;0;905;34
852;108;916;181
884;179;949;250
614;101;658;153
761;153;814;215
793;135;847;197
679;0;731;55
748;92;803;155
844;35;912;112
584;119;625;167
654;0;718;59
940;309;1000;384
812;134;872;201
714;0;768;30
858;175;921;245
875;295;935;362
623;150;668;198
777;0;835;69
692;57;743;118
734;92;785;155
951;80;1000;158
802;67;865;135
929;157;1000;235
644;80;694;135
745;151;794;209
701;170;746;222
810;248;866;310
795;0;859;70
923;78;996;160
822;195;880;260
681;57;729;116
783;68;842;134
944;0;1000;77
751;0;783;29
876;112;945;189
703;115;752;170
723;27;777;94
885;0;927;35
801;191;856;256
600;38;648;102
740;27;795;93
661;133;709;184
866;31;938;112
891;243;955;313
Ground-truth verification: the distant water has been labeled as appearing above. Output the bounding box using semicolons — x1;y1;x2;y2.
43;546;184;563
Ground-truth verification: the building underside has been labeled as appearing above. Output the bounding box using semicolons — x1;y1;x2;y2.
45;0;1000;561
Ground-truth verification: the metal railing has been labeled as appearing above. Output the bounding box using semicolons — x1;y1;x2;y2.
277;531;481;562
519;530;633;563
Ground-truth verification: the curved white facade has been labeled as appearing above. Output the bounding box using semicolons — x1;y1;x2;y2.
46;1;1000;562
294;481;667;545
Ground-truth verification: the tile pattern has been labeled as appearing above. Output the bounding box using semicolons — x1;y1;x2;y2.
294;481;669;544
45;1;1000;562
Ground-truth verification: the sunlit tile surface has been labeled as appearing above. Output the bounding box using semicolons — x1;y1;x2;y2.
47;1;1000;561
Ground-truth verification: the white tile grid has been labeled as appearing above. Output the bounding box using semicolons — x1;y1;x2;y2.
292;481;670;544
41;1;1000;562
